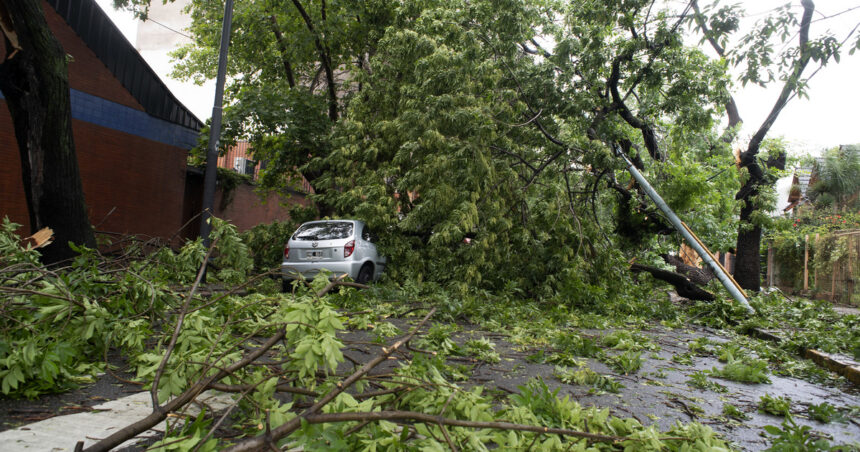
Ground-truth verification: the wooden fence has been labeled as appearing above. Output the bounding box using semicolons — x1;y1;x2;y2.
768;230;860;306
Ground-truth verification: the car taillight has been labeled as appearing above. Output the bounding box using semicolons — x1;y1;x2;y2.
284;244;290;260
344;240;355;258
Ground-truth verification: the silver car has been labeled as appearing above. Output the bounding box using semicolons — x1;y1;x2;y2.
281;220;386;287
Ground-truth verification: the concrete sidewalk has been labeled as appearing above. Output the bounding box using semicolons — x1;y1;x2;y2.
0;391;234;451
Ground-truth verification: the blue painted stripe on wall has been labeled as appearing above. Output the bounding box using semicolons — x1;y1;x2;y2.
0;89;200;149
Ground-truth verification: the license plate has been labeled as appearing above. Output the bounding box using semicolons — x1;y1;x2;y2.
306;251;323;258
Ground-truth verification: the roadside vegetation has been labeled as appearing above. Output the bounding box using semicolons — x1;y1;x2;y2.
2;216;859;450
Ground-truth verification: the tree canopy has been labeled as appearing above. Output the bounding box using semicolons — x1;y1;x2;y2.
147;0;857;298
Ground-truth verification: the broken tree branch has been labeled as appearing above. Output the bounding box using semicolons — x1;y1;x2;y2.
631;263;715;301
299;410;632;444
150;240;217;409
223;308;437;451
83;326;288;452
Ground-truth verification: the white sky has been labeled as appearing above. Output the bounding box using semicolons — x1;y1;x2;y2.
94;0;860;154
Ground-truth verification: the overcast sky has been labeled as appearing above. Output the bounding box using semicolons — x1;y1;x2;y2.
94;0;860;154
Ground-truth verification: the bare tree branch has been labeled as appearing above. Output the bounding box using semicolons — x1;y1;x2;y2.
269;15;296;88
745;0;815;163
290;0;338;120
690;0;743;140
150;241;217;409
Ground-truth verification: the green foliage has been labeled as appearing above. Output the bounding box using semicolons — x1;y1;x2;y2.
759;393;792;417
239;206;317;272
721;403;749;420
769;209;860;294
763;416;835;452
553;331;604;358
553;365;624;394
277;295;346;386
415;323;461;356
711;356;771;384
686;370;728;393
687;297;751;329
463;337;500;364
136;0;855;309
1;213;807;449
741;291;860;363
672;352;694;366
809;145;860;210
16;0;860;444
601;329;659;352
150;409;218;452
372;322;402;343
605;350;643;375
0;216;288;398
807;402;841;424
208;218;254;285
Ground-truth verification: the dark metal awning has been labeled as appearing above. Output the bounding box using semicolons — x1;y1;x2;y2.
46;0;203;132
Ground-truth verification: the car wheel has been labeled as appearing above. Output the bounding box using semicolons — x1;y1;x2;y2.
356;263;374;284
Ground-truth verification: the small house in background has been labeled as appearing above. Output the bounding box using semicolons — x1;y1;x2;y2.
774;155;827;219
215;142;315;193
0;0;307;245
767;146;859;305
218;142;261;180
783;165;814;216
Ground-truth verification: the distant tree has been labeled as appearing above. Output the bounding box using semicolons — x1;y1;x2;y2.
809;145;860;210
692;0;858;291
0;0;95;264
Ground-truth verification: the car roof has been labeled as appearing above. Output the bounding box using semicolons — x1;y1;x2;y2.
301;219;364;225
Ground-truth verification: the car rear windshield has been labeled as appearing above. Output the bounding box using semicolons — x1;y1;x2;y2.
292;222;354;241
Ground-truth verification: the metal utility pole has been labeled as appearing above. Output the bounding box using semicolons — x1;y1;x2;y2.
615;147;755;314
199;0;234;249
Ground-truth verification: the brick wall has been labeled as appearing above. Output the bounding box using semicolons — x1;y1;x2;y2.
0;100;188;240
218;141;261;180
182;171;312;240
49;1;144;111
217;184;312;232
75;119;188;239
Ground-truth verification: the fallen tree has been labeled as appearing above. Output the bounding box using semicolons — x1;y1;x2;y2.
5;216;860;450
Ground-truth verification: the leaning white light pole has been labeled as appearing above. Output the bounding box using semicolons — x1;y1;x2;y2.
615;147;755;314
200;0;234;250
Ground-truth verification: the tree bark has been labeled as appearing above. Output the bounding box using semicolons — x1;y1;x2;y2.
733;199;762;290
268;15;296;88
630;263;715;301
0;0;95;263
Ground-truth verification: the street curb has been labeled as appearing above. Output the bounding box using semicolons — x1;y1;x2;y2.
749;327;860;386
803;349;860;386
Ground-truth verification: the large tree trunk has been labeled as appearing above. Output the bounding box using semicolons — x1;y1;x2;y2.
733;190;762;290
0;0;95;264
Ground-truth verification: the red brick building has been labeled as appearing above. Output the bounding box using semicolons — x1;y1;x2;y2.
1;0;305;243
